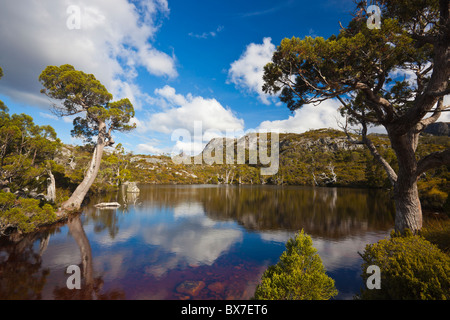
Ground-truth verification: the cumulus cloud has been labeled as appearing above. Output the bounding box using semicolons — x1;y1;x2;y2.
0;0;176;110
136;143;164;154
135;86;244;155
154;85;189;107
257;99;346;133
228;37;276;105
143;86;244;134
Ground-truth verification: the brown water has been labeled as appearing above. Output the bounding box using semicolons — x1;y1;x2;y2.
0;184;395;300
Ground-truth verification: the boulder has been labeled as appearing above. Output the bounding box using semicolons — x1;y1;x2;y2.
126;182;140;193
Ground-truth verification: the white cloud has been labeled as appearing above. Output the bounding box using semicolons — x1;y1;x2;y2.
188;25;224;39
257;96;449;135
258;99;346;133
136;143;163;154
144;86;244;135
133;86;244;156
154;85;189;106
39;112;59;121
441;95;450;122
0;0;176;110
172;139;206;157
228;37;276;105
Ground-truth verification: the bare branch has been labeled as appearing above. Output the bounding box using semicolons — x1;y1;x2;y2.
416;98;448;132
337;103;398;186
363;136;398;186
417;149;450;177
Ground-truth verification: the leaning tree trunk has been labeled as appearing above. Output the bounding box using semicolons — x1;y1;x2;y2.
61;143;105;211
46;168;56;203
61;123;109;212
389;129;423;234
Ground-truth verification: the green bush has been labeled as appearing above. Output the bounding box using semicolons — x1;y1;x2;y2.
358;231;450;300
0;191;57;234
253;230;338;300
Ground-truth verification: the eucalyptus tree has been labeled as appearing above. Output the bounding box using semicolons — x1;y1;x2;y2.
262;0;449;233
39;64;136;211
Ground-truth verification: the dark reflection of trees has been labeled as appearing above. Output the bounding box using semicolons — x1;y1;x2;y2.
0;215;124;300
201;186;395;238
131;185;395;239
52;215;125;300
0;229;56;299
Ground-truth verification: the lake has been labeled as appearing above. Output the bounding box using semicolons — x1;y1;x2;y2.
0;184;395;300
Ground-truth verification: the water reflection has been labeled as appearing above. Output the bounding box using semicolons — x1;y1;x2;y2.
126;185;394;237
0;185;395;300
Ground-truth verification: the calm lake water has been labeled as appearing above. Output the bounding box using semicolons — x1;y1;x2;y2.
0;184;395;300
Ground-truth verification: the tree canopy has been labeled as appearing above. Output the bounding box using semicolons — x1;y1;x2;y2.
39;64;135;145
262;0;449;233
263;1;448;131
39;64;136;211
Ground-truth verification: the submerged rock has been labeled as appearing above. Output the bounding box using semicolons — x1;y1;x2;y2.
176;280;205;297
207;282;225;293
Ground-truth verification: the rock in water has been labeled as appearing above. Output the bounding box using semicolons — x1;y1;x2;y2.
94;202;121;208
126;182;140;193
176;281;205;297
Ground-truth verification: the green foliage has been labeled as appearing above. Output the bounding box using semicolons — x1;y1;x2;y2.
39;64;112;111
253;230;338;300
358;231;450;300
0;191;57;234
0;103;61;193
96;143;133;189
39;64;135;144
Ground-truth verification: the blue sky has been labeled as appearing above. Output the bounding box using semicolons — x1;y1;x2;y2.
0;0;368;155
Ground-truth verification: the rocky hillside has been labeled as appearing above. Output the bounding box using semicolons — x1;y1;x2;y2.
424;122;449;136
125;129;389;186
50;128;447;211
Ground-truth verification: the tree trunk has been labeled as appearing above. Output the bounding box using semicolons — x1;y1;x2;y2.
68;215;94;289
61;143;105;211
393;174;422;234
61;124;108;211
388;129;423;234
46;168;56;203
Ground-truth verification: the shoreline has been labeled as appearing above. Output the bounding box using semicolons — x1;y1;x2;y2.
0;183;447;241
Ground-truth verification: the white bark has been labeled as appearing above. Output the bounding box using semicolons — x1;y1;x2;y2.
46;168;56;203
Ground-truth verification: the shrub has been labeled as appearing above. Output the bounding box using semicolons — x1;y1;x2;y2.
0;191;57;234
422;187;448;209
253;230;338;300
358;231;450;300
